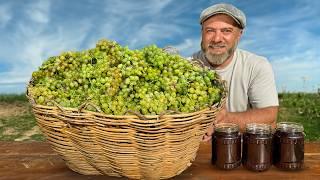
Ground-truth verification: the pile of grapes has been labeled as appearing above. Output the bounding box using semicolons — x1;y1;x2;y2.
28;39;224;115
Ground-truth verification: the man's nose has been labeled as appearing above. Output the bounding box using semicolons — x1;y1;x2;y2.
212;31;222;43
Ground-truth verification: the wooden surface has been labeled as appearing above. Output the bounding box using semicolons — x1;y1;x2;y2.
0;141;319;180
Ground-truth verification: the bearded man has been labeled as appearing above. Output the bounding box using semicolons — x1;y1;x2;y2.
192;3;279;141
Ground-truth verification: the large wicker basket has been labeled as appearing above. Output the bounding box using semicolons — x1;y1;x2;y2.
27;84;226;179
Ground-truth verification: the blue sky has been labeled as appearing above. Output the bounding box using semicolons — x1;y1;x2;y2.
0;0;319;94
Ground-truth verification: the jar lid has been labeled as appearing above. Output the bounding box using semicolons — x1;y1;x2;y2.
276;122;304;133
214;123;239;133
245;123;271;134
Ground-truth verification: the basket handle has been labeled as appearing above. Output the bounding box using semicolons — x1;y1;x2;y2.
158;110;180;119
44;100;69;113
125;110;147;120
26;94;36;105
78;102;102;113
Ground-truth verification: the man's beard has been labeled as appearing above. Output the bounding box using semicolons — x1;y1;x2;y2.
201;41;237;66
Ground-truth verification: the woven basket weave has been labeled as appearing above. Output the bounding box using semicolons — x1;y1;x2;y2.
27;83;226;179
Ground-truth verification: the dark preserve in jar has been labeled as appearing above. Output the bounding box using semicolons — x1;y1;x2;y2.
212;123;241;170
242;123;272;172
273;122;304;170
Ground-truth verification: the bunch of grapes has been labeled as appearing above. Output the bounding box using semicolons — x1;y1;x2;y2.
28;39;224;115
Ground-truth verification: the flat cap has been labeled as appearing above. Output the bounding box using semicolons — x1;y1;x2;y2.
200;3;246;29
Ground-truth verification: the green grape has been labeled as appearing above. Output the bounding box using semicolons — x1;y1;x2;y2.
28;38;224;115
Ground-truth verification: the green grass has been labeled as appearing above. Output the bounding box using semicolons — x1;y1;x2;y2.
0;93;28;103
0;93;319;141
30;134;46;141
277;93;320;141
0;114;37;140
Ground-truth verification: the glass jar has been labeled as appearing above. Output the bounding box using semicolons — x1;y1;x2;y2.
273;122;304;170
242;123;272;171
212;123;241;170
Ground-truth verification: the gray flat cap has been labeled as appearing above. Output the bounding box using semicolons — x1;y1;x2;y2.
200;3;246;29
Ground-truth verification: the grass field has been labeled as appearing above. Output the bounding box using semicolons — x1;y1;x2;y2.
0;93;319;141
277;93;320;141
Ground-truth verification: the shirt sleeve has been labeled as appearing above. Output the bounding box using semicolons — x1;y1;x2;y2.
248;59;279;108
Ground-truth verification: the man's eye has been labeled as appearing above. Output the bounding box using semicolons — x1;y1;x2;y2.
206;29;214;33
222;29;232;33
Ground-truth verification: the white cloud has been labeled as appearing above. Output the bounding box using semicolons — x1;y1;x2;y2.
99;0;180;49
25;0;51;24
0;20;91;84
103;0;172;17
241;1;320;59
174;38;200;57
128;23;182;47
0;72;31;84
272;50;320;92
0;4;12;28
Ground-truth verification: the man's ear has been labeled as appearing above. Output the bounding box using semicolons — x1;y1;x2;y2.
238;29;244;40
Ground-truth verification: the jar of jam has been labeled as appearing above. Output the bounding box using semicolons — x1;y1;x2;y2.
273;122;304;170
212;123;241;170
242;123;272;172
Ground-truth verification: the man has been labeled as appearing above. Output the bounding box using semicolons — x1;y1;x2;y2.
192;3;279;141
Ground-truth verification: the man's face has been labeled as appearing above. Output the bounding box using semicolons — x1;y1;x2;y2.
201;14;242;66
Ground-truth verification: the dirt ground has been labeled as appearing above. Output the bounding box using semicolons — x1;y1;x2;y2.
0;102;29;117
0;102;42;141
